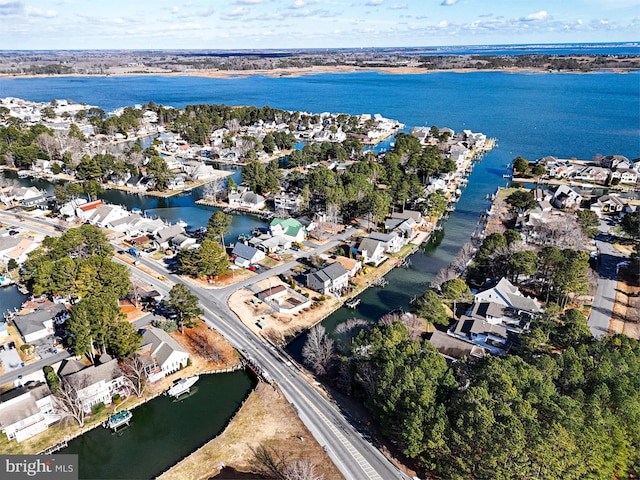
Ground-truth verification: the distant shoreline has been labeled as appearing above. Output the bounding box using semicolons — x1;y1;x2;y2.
2;64;639;81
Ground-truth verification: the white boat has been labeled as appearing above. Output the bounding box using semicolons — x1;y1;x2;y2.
0;276;15;287
166;375;199;398
105;410;132;430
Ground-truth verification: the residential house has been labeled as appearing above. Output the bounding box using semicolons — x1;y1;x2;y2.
574;166;609;184
617;168;638;185
590;194;627;215
74;199;104;222
449;317;513;356
232;242;266;267
87;204;129;227
9;186;48;207
228;187;266;210
154;225;185;250
257;285;310;314
269;218;306;243
0;237;38;265
356;238;386;266
389;210;424;227
170;233;197;251
551;185;583;210
0;382;59;442
183;161;217;181
368;231;405;253
474;278;543;318
306;262;350;296
426;331;487;361
273;191;304;212
327;256;361;277
384;217;416;239
601;154;631;169
12;302;67;343
58;356;127;413
138;327;189;383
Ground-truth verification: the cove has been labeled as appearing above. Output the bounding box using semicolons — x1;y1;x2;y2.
60;370;254;480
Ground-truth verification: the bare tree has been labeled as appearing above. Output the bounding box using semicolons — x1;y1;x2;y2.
282;459;325;480
302;325;334;376
399;312;425;340
250;445;288;479
202;177;225;201
334;318;368;353
36;132;60;160
431;266;457;290
53;377;87;427
120;356;148;398
236;136;255;158
378;312;401;326
225;118;241;133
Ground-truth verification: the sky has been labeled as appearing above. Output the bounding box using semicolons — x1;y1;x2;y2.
0;0;638;50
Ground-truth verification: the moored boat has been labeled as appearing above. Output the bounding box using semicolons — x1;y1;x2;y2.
166;375;200;398
105;410;132;430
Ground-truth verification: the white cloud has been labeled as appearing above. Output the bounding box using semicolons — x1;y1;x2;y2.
390;3;408;9
0;1;23;16
231;7;249;17
522;10;548;22
437;20;448;27
26;6;57;18
366;0;383;5
235;0;271;4
441;0;458;6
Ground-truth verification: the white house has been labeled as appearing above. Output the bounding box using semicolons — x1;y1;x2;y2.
0;382;59;442
0;237;38;265
232;242;266;268
170;233;197;251
228;187;266;210
257;285;310;314
87;204;130;227
12;303;67;344
306;262;350;296
154;225;185;250
551;185;583;210
357;238;386;265
138;327;189;383
474;278;543;317
269;218;306;243
273;192;304;212
368;231;405;253
58;356;127;413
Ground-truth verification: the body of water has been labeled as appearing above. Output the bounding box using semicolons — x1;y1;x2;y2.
60;371;254;480
1;68;638;476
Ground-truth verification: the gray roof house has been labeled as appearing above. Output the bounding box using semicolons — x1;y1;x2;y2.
232;242;266;267
0;382;59;442
58;356;127;413
357;238;386;266
449;317;514;356
306;262;350;297
369;231;405;253
12;303;67;344
154;224;185;250
427;330;487;361
138;327;189;382
474;278;543;317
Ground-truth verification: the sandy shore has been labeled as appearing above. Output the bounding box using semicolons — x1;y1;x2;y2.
3;64;637;81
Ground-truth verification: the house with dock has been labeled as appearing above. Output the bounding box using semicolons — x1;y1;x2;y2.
306;262;350;297
0;382;59;442
138;327;190;383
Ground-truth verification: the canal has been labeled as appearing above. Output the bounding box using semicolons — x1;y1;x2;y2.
60;371;254;480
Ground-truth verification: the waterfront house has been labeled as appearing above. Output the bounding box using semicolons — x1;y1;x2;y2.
269;218;306;243
183;161;217;181
74;199;104;222
58;356;127;413
368;231;405;253
154;224;186;250
357;238;386;266
273;191;304;212
616;168;638;185
12;302;67;344
474;278;543;317
88;204;130;228
0;237;38;265
384;217;416;239
257;285;310;314
426;331;487;361
601;154;631;170
138;327;189;383
9;186;48;207
389;209;425;227
228;187;266;210
170;233;197;251
306;262;350;296
449;317;513;356
232;242;266;267
327;256;361;277
573;166;609;184
551;185;583;210
590;194;627;215
0;382;59;442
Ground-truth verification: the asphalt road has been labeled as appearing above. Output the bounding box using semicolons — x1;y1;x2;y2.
136;242;409;480
588;223;627;338
1;208;408;479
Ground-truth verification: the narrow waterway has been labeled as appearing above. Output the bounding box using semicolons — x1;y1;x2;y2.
60;371;255;480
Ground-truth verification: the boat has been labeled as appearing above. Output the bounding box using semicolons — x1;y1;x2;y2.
345;298;360;309
105;410;132;430
0;276;15;287
166;375;200;398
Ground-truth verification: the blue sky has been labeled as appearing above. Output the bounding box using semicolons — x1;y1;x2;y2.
0;0;638;50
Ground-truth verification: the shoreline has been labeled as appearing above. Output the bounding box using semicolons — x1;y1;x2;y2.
2;65;639;81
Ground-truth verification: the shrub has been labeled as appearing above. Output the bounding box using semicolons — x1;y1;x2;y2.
112;394;122;405
92;402;105;415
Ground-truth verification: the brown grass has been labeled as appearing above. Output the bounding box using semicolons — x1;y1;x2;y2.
609;281;640;339
158;382;343;480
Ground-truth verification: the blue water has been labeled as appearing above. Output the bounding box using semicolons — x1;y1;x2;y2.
1;71;638;338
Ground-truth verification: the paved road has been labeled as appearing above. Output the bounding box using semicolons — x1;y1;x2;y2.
588;226;627;338
136;241;409;480
1;209;407;479
0;350;70;387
